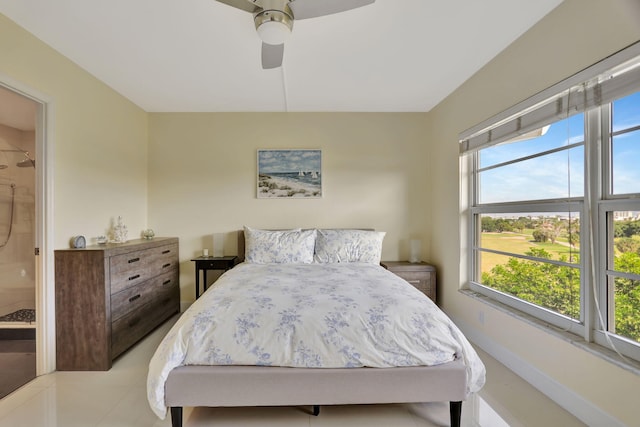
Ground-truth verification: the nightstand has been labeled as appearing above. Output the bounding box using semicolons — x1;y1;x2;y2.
191;255;237;298
381;261;437;303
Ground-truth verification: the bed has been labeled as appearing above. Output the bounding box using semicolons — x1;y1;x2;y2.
147;228;485;427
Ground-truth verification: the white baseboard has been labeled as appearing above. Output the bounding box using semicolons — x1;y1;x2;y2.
452;316;624;427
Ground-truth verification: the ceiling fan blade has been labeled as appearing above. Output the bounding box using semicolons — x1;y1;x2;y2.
262;43;284;69
214;0;260;13
289;0;374;20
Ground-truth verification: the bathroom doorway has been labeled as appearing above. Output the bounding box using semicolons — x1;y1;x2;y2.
0;84;37;398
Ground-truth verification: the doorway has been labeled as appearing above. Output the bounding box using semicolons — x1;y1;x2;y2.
0;78;52;397
0;85;37;398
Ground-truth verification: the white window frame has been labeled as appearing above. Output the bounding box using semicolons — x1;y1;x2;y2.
461;42;640;363
594;99;640;358
468;152;587;338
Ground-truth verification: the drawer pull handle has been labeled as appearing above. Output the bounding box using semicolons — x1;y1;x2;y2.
127;257;140;264
162;279;171;286
128;318;140;327
162;250;170;254
128;274;140;281
408;280;421;284
129;294;141;303
162;263;171;268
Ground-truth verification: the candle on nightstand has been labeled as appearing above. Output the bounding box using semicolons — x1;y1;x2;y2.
203;249;209;257
409;239;421;263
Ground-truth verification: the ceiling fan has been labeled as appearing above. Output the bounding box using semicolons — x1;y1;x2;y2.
214;0;375;69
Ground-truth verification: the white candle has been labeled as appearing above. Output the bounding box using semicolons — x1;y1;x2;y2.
203;249;209;257
409;239;421;263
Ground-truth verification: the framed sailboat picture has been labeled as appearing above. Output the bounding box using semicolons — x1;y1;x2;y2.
257;149;322;198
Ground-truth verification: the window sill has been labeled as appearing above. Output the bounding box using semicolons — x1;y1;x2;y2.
459;289;640;376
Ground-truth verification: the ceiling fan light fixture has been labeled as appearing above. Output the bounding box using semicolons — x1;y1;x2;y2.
255;10;293;45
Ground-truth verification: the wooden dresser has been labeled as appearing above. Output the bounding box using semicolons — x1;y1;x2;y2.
55;237;180;370
381;261;437;304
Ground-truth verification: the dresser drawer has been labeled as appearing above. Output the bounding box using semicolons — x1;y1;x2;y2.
111;288;179;358
396;270;430;283
111;269;178;322
110;243;178;293
381;261;437;303
401;276;433;296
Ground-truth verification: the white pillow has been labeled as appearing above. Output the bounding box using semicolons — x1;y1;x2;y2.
314;229;386;264
244;227;316;264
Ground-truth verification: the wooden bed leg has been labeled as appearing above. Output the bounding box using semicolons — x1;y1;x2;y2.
312;405;320;416
450;401;462;427
170;406;183;427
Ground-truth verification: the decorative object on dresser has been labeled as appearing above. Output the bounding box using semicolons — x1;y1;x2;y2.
70;235;86;249
381;261;437;303
111;215;128;243
142;228;155;240
55;237;180;371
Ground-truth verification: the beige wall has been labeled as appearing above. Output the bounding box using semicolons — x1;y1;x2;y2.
428;0;640;425
2;1;640;422
148;112;430;301
0;14;149;248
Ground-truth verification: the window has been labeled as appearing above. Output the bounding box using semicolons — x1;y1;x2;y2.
599;91;640;354
461;42;640;362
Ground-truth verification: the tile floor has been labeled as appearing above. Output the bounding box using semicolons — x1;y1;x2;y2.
0;339;36;399
0;316;585;426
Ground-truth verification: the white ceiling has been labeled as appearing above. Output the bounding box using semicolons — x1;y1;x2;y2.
0;0;562;113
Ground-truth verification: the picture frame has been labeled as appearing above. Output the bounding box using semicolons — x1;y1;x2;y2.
257;149;322;198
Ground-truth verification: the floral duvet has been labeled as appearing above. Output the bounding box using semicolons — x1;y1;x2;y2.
147;262;486;419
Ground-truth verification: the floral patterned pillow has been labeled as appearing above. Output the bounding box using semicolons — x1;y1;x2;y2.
244;227;316;264
314;229;385;264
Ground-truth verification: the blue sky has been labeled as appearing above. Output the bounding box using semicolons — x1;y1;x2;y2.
258;149;321;174
479;91;639;204
612;92;640;194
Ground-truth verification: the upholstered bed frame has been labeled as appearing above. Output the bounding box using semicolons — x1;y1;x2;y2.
163;230;469;427
165;359;467;427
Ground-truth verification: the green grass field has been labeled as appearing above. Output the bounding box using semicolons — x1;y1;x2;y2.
480;231;579;273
